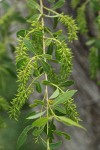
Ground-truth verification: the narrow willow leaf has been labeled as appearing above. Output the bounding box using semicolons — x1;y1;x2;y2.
39;66;44;74
41;60;51;72
42;80;51;85
58;34;68;41
54;130;71;140
49;89;59;99
53;30;62;37
29;103;40;108
16;58;26;69
23;38;35;54
54;105;66;114
49;141;62;149
33;69;39;77
53;17;59;29
42;54;52;60
33;127;44;136
32;117;49;127
60;80;74;87
53;90;77;106
34;100;44;105
52;0;65;9
29;100;44;108
48;120;56;140
35;82;42;93
17;125;32;150
26;111;46;120
26;111;36;119
86;39;95;46
33;66;43;77
28;14;40;21
57;116;85;130
17;30;27;38
23;38;34;52
49;59;59;64
45;38;52;46
27;0;40;11
47;42;54;55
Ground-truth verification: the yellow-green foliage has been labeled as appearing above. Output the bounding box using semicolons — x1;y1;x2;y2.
9;13;79;119
9;1;83;149
71;0;100;79
97;15;100;29
0;8;14;26
65;98;81;123
0;97;9;111
55;41;72;81
89;47;98;78
71;0;80;8
0;43;5;55
76;6;87;33
9;24;41;119
60;14;78;41
0;97;9;128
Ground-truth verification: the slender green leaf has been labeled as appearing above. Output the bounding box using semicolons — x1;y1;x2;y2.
53;30;62;37
28;14;40;21
29;100;44;108
17;125;32;150
57;116;85;129
17;30;27;38
45;38;52;46
52;0;65;9
34;100;44;105
49;141;62;149
33;69;39;77
32;117;49;127
53;17;59;29
86;39;95;46
53;90;77;106
33;127;44;136
29;103;40;108
42;80;51;85
48;120;56;140
49;89;59;99
41;60;51;72
54;105;66;114
27;0;40;11
42;54;52;60
16;58;27;69
47;42;54;55
26;111;46;120
23;38;35;54
35;82;42;93
60;80;74;87
26;111;36;119
49;59;59;63
54;130;71;140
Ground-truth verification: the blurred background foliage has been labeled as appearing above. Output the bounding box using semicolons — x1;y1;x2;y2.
71;0;100;80
0;0;45;149
0;0;100;150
